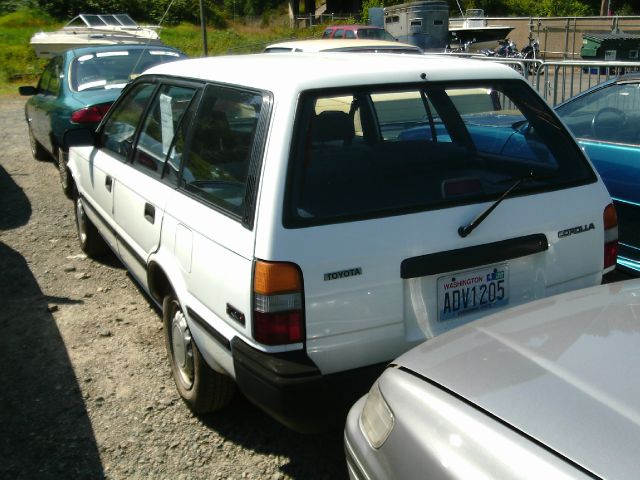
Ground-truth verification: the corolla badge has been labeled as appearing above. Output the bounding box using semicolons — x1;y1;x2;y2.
558;223;595;238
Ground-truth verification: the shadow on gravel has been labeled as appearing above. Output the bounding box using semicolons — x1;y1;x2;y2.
200;395;349;479
0;163;31;229
0;242;104;479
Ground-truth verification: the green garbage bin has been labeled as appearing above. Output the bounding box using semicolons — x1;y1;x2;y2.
581;32;640;61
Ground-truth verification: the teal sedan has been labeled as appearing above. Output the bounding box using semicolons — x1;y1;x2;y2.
555;75;640;274
20;44;186;198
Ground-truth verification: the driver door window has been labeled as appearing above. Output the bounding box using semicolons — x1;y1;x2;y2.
101;83;156;160
558;84;640;145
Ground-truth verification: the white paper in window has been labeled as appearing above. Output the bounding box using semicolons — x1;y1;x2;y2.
160;93;174;155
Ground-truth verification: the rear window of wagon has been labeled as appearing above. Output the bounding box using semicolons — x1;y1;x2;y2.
283;80;596;227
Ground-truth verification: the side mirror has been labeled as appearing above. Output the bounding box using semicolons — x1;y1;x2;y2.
19;86;37;96
63;128;96;150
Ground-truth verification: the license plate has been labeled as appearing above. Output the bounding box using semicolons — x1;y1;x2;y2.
437;264;509;321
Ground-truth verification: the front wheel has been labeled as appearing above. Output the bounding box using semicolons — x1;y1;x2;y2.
163;294;235;413
57;149;73;199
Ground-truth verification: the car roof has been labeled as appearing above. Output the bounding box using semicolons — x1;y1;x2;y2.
145;53;521;93
264;38;420;53
393;279;640;479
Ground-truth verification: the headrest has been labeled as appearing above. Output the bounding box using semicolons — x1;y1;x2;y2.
312;110;355;144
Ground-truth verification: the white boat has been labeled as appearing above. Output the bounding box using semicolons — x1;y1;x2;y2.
449;8;514;51
30;13;163;59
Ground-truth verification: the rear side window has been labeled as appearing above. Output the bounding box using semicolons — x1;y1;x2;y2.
181;84;263;217
284;81;595;227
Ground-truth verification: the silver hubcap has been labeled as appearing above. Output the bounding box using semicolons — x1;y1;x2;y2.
76;198;88;245
171;307;194;389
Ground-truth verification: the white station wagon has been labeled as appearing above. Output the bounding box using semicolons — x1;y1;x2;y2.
66;53;617;431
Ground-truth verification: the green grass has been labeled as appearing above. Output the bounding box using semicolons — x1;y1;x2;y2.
0;8;324;96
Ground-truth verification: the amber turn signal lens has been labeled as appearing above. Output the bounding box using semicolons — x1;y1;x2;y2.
603;203;618;230
254;261;302;295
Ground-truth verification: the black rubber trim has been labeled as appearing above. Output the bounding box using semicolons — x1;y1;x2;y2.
398;366;602;479
232;337;388;432
187;307;231;351
401;233;548;279
232;336;320;379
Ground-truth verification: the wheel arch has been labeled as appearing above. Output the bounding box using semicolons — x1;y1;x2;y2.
147;260;175;306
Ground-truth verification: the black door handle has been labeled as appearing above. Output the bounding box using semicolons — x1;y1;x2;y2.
144;203;155;224
105;176;113;192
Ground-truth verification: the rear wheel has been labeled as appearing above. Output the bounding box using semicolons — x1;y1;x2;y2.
163;294;235;413
28;124;49;161
74;190;107;258
57;148;73;199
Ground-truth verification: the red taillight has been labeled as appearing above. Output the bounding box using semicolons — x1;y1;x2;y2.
604;203;618;269
253;261;304;345
70;102;113;124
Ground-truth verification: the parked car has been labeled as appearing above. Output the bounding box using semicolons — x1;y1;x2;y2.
345;279;640;479
321;25;396;41
19;43;186;198
264;38;422;54
66;53;616;431
555;73;640;275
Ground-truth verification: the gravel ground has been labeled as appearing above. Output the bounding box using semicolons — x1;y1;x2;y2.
0;96;348;479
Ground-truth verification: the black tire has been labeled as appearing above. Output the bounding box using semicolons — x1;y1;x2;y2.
57;148;73;199
163;294;235;413
74;190;108;258
28;123;49;161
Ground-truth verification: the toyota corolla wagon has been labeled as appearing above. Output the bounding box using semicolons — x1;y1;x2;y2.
66;53;617;431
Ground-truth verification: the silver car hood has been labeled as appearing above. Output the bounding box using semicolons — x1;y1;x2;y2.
395;279;640;479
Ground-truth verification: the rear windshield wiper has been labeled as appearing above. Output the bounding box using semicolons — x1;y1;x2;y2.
458;171;544;238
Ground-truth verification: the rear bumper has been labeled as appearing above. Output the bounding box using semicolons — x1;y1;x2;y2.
232;337;387;433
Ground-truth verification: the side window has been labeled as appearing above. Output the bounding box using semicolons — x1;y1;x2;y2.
334;29;345;38
558;83;640;145
101;83;156;160
181;85;263;216
345;30;356;39
47;57;62;96
132;84;197;180
37;60;55;95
